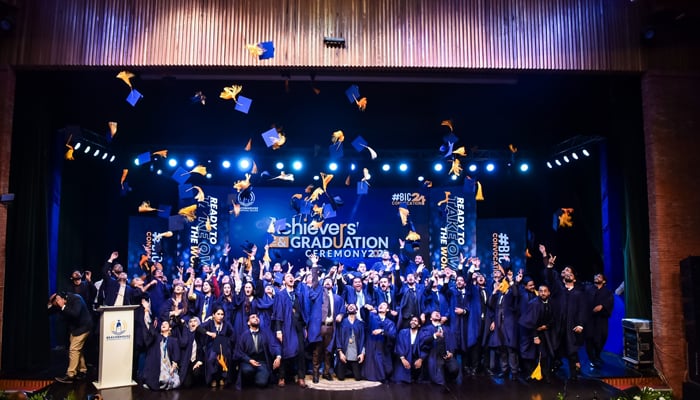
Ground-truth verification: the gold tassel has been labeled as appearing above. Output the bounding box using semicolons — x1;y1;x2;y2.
475;181;484;201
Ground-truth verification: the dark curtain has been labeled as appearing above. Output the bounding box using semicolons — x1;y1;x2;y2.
622;139;651;319
2;71;128;373
2;72;53;372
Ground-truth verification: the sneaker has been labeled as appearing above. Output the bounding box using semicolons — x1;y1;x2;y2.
55;375;75;383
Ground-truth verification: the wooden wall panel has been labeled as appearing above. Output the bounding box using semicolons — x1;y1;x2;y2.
3;0;643;71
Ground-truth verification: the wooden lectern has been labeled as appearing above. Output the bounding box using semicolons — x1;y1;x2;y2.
93;305;139;389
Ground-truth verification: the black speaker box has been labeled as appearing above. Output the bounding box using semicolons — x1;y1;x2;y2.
681;256;700;384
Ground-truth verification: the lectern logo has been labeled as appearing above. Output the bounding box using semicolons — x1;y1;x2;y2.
110;319;127;336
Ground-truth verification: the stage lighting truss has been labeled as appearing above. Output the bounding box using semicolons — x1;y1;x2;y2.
60;125;116;163
545;135;604;169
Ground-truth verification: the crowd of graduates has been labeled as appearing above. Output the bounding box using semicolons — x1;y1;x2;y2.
51;241;614;390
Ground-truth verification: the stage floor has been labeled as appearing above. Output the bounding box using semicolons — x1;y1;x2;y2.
4;350;660;400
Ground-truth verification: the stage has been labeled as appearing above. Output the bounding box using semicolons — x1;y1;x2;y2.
1;349;665;400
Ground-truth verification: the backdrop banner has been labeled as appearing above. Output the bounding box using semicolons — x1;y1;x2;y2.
475;217;527;278
429;186;477;270
129;186;435;276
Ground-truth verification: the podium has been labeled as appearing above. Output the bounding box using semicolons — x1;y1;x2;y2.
93;305;139;389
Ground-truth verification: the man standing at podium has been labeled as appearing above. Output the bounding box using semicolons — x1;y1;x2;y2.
48;291;93;383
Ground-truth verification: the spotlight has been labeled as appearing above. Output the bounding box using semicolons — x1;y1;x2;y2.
450;174;458;181
93;149;100;157
582;149;590;157
238;158;251;170
222;160;231;169
74;142;82;150
275;162;284;170
350;163;356;171
468;164;477;172
485;163;495;172
329;162;338;171
168;159;178;167
84;145;91;154
519;163;529;172
563;155;570;163
134;157;141;166
109;155;116;163
398;163;408;172
571;152;579;160
546;161;553;169
292;160;303;171
555;159;562;166
433;162;443;172
313;175;320;181
101;153;108;160
417;176;425;182
185;159;195;168
156;169;163;175
381;163;390;172
206;173;212;179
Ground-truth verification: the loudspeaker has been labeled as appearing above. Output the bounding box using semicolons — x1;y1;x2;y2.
684;380;700;399
681;256;700;383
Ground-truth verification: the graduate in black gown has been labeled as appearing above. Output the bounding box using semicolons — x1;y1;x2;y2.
519;284;558;383
142;319;181;390
392;315;424;383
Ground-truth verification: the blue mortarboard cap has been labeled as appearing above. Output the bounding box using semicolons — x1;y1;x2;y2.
329;143;344;159
235;95;252;114
345;85;360;103
351;135;368;152
157;205;172;219
441;142;455;157
357;181;369;195
443;132;458;144
322;203;336;219
274;218;287;233
258;41;275;60
120;181;131;197
171;167;189;184
178;183;193;199
261;128;280;148
126;89;143;106
169;215;186;231
135;151;151;166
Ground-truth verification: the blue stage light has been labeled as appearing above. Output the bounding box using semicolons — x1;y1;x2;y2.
329;162;338;171
168;159;178;167
485;163;495;172
433;163;443;172
398;163;408;172
292;160;303;171
222;160;231;169
185;159;195;168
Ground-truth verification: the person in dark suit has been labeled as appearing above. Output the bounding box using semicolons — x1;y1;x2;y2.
48;291;93;383
234;313;281;389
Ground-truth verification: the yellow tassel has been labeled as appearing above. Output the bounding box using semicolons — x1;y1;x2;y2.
530;356;543;380
475;181;484;201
